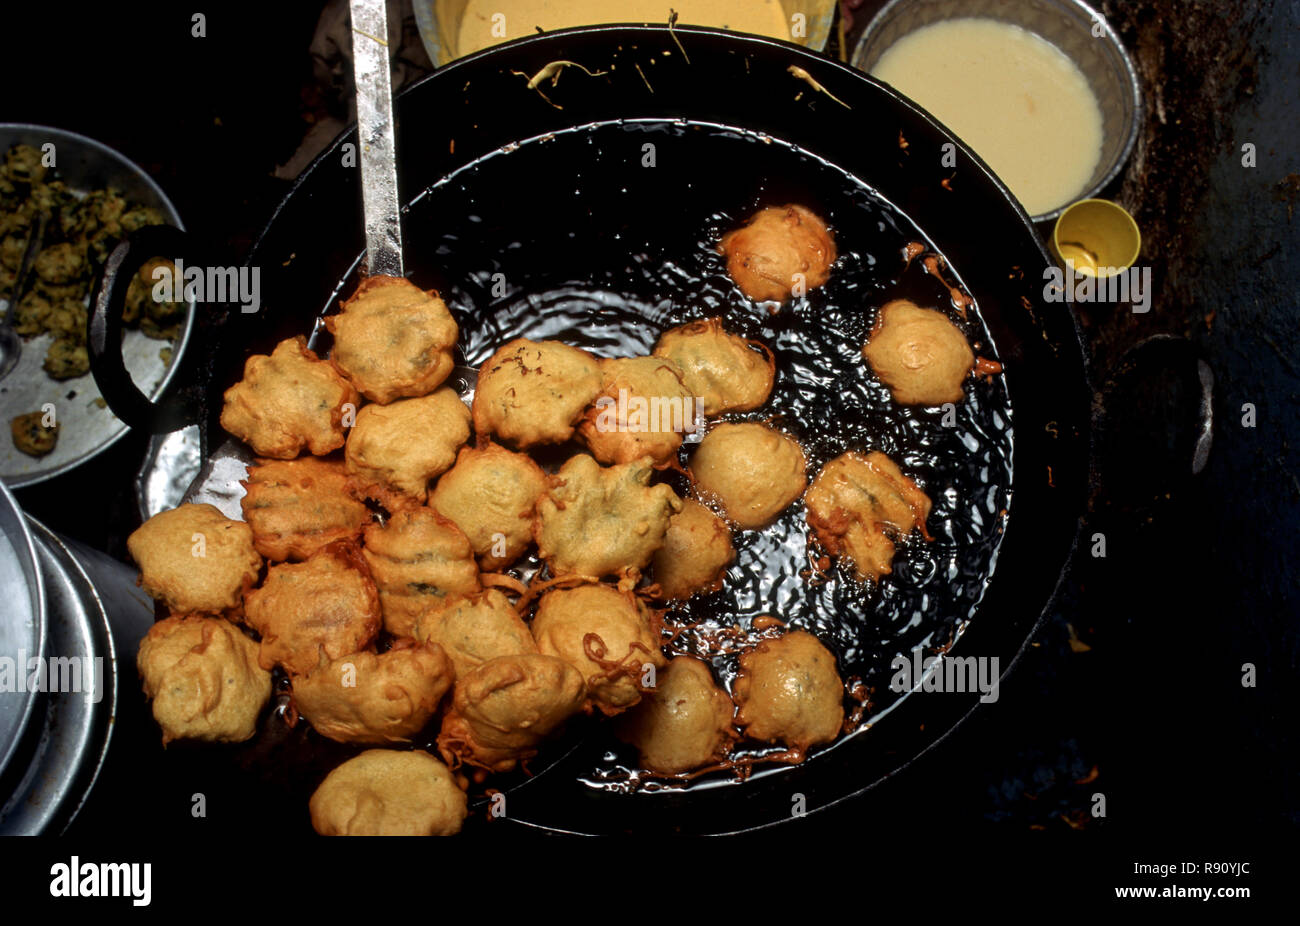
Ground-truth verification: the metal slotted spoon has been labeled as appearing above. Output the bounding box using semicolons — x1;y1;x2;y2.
350;0;405;280
182;0;413;514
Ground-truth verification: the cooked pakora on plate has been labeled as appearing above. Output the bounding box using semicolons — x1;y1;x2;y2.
0;142;178;397
9;410;58;457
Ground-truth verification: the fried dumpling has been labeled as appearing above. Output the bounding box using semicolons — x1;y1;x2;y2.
718;204;836;304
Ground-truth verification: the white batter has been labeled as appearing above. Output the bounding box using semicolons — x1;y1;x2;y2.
872;17;1104;216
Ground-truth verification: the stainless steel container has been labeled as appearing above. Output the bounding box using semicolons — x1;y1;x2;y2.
852;0;1142;223
0;521;119;834
0;482;44;782
0;482;151;833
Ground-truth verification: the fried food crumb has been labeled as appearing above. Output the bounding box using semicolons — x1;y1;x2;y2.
10;410;58;457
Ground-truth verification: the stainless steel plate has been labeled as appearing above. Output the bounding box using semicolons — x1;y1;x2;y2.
0;124;195;487
0;520;116;835
0;480;43;781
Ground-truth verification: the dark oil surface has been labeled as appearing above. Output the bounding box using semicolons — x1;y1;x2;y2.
316;119;1013;799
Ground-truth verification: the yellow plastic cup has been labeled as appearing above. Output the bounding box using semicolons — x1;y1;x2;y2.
1052;199;1141;279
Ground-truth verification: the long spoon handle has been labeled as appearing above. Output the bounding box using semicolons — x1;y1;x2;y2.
350;0;404;278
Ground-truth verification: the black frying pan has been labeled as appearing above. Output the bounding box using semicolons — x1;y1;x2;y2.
90;25;1090;835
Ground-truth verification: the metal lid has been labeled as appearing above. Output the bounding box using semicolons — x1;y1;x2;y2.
0;480;44;780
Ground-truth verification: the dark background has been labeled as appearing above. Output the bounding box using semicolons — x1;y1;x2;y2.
0;0;1295;899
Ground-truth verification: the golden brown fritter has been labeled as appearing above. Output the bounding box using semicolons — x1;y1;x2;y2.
5;144;47;183
650;499;736;601
534;454;681;579
309;749;467;836
429;442;547;570
60;188;125;246
220;336;360;459
617;656;737;774
325;275;459;404
33;279;89;303
128;503;262;614
652;318;775;416
0;233;24;271
804;450;932;582
690;422;806;530
137;615;271;745
436;653;587;774
733;629;843;752
412;589;538;678
243;541;382;676
43;338;88;379
10;411;58;457
472;338;602;448
718;204;836;304
240;457;371;562
124;257;180;325
361;508;480;638
33;241;88;286
292;641;453;744
344;387;470;505
577;355;696;466
863;299;974;405
531;584;667;715
13;291;52;336
44;297;87;345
